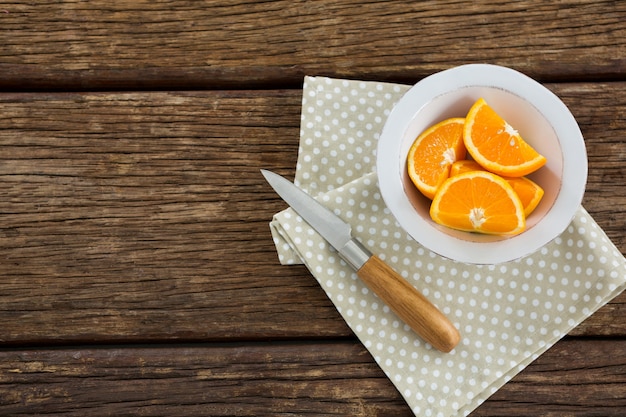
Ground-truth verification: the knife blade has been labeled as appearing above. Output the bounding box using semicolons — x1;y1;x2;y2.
261;169;460;352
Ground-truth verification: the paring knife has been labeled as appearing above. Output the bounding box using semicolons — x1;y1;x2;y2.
261;169;460;353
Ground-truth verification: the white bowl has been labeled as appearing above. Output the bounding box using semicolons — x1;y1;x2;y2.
377;64;587;264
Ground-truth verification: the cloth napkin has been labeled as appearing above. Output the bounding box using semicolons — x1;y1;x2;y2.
269;76;626;417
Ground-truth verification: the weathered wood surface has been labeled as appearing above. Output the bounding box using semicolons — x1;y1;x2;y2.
1;0;626;90
0;86;624;345
0;85;624;414
1;0;625;415
0;340;625;416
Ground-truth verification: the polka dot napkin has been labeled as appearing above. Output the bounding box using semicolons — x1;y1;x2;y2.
269;76;626;417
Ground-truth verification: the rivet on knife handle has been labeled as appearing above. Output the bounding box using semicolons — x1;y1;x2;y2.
261;169;461;352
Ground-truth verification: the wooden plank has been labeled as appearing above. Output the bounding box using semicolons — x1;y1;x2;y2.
0;339;624;416
0;85;624;344
474;339;626;416
1;1;626;89
0;341;410;416
0;90;351;344
557;83;626;252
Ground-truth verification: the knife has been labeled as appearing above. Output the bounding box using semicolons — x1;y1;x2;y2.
261;169;460;352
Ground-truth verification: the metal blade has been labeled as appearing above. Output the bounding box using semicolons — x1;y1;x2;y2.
261;169;353;250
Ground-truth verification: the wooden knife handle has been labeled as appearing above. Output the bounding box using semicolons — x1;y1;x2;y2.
356;255;461;352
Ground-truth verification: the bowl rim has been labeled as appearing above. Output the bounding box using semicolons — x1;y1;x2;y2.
376;64;587;264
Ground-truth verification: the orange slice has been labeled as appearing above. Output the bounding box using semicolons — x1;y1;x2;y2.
407;117;466;199
463;98;547;177
449;159;544;216
430;171;525;235
506;176;544;217
449;159;484;176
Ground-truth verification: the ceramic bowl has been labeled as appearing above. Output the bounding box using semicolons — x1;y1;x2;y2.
377;64;587;264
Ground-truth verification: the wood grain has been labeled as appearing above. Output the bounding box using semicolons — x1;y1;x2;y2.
1;4;625;409
0;339;624;416
1;85;624;345
1;0;626;90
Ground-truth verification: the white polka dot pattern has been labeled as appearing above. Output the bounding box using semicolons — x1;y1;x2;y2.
269;76;626;417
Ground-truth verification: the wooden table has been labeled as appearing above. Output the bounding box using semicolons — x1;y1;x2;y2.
1;1;625;415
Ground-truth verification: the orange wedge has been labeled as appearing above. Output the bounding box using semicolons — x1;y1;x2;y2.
463;98;547;177
449;159;544;216
449;159;484;176
430;171;525;235
505;176;544;217
407;117;466;199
